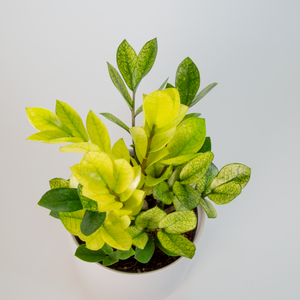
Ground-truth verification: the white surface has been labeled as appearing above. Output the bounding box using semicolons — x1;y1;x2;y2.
0;1;299;300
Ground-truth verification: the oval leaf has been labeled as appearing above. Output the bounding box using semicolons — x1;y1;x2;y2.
190;82;218;107
135;234;155;263
208;181;242;205
75;244;106;263
60;142;101;153
135;206;166;230
80;211;106;236
173;181;201;210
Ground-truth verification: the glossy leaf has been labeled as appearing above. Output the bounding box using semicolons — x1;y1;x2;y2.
198;137;211;153
80;211;106;236
55;100;89;142
145;165;172;187
112;138;130;163
210;163;251;190
111;159;134;194
105;211;131;230
149;128;176;153
100;113;130;133
165;83;174;89
118;247;135;260
27;130;69;142
25;107;71;134
116;39;137;91
103;251;121;266
80;151;115;187
158;77;169;91
81;185;115;203
121;190;145;216
86;111;111;153
130;127;148;163
135;206;166;230
153;181;174;205
49;211;59;219
190;83;218;107
107;62;133;109
208;181;242;205
125;226;148;249
49;178;69;189
175;57;200;106
59;210;85;235
173;181;201;210
146;147;169;169
173;196;189;212
199;197;217;218
120;167;142;202
180;152;214;184
135;235;155;263
38;188;83;212
60;142;101;153
196;163;218;195
159;211;197;234
160;153;199;166
154;236;178;256
134;105;143;117
43;137;84;144
77;184;98;212
85;228;106;251
101;224;132;250
75;244;106;263
167;117;206;158
101;243;113;254
157;231;195;259
167;165;184;188
132;38;158;91
182;113;201;122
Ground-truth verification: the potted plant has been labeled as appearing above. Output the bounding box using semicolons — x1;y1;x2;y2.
25;38;251;300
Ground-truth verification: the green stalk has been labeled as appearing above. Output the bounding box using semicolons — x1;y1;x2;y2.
141;125;156;175
132;91;136;158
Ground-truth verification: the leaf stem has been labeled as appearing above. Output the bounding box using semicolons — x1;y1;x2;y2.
164;206;175;214
141;125;156;175
158;166;168;178
132;91;136;157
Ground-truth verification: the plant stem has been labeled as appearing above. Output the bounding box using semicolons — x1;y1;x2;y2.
164;206;175;214
132;91;136;157
141;125;156;175
106;186;121;202
158;166;168;177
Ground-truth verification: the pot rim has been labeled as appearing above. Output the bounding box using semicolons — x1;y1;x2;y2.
70;206;205;276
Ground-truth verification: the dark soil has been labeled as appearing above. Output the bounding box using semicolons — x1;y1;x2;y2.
75;201;197;273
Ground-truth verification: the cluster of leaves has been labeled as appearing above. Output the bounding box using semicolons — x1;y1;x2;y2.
26;38;251;267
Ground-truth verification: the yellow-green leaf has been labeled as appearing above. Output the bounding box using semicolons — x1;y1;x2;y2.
196;163;218;195
27;130;69;142
122;190;145;213
125;226;148;249
199;197;217;218
81;186;114;203
149;128;176;153
55;100;89;142
160;153;200;166
111;159;134;194
49;178;69;189
135;206;166;230
86;111;111;153
59;210;85;235
145;165;172;187
130;127;148;163
85;227;105;250
208;181;242;205
120;166;142;202
112;138;130;163
173;181;201;210
43;137;84;144
60;142;101;153
146;147;169;169
105;211;131;230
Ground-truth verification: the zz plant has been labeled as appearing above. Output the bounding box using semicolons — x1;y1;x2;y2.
26;38;251;267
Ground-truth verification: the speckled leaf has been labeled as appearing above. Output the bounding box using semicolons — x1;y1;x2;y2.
157;232;195;259
111;159;134;194
100;113;129;133
190;83;218;107
86;111;111;153
38;188;83;212
154;236;178;256
153;181;174;205
100;224;132;251
60;142;101;153
145;165;172;187
180;152;214;184
167;117;206;158
182;113;201;122
80;211;106;236
149;128;176;153
80;151;115;187
25;107;71;134
146;147;169;169
116;39;137;91
210;163;251;190
107;62;133;109
159;211;197;234
125;226;148;249
199;197;217;218
132;38;157;91
173;196;189;212
49;178;69;189
158;77;169;91
167;165;184;188
103;251;121;266
135;234;155;263
196;163;219;195
26;130;69;142
160;153;200;166
59;210;85;235
56;100;89;142
209;181;242;205
112;138;130;163
130;127;148;163
175;57;200;106
135;206;166;230
134;105;143;117
173;181;201;210
75;244;106;263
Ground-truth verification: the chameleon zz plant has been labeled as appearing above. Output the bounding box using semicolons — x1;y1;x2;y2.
26;38;251;267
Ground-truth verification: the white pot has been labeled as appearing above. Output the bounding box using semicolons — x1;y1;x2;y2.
68;206;205;300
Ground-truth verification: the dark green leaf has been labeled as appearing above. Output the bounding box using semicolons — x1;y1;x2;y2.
173;181;201;210
117;248;135;260
49;211;59;219
103;251;121;266
134;105;143;117
158;77;169;91
199;197;217;218
100;113;129;133
101;243;113;254
154;236;179;256
116;39;137;91
157;201;164;210
107;62;133;109
77;184;98;212
135;235;155;263
182;113;201;122
165;83;174;89
75;244;106;263
198;137;211;153
153;181;174;205
190;83;218;107
175;57;200;106
80;211;106;236
132;38;158;91
38;188;83;212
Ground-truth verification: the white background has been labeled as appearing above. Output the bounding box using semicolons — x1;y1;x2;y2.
1;0;299;299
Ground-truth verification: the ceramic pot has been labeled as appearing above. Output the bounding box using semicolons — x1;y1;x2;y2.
68;206;205;300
